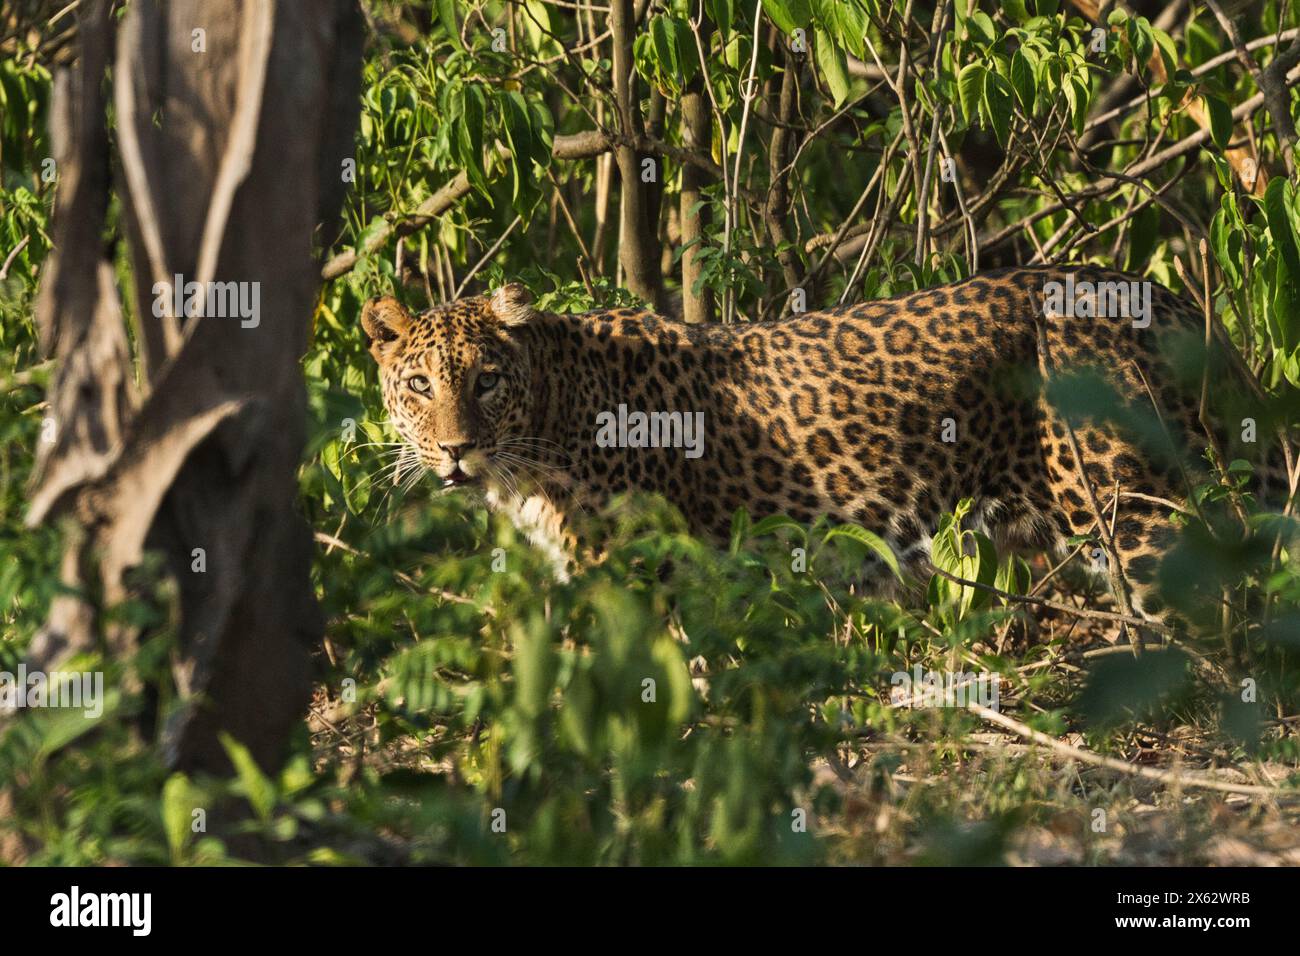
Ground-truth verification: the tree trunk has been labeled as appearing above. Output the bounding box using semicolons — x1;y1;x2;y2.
609;0;665;312
679;15;714;324
765;43;803;310
23;0;361;776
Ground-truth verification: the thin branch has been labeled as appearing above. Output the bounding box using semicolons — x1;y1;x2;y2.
453;214;523;299
968;702;1297;799
928;565;1173;635
0;234;30;280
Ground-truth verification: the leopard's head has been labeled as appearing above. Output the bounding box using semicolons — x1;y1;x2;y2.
361;284;536;487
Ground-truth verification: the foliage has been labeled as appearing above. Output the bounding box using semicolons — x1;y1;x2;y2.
2;1;1300;865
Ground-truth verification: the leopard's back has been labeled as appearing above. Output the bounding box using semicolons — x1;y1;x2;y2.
534;266;1272;616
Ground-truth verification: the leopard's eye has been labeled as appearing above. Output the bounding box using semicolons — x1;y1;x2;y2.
476;372;499;393
408;375;431;393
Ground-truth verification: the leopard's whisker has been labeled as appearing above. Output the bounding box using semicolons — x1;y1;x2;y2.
498;437;572;460
357;449;409;488
373;445;424;513
346;441;407;452
494;451;587;522
499;435;567;449
487;460;523;503
495;451;567;476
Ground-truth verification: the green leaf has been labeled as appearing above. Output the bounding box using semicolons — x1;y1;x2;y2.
513;617;556;720
500;91;536;202
1221;693;1260;753
927;500;999;621
957;62;986;123
651;16;678;82
1210;207;1242;287
356;215;389;254
982;70;1013;145
994;554;1031;598
1068;74;1090;135
762;0;813;35
1126;16;1153;70
824;524;902;581
1002;0;1030;23
1153;27;1179;75
966;11;997;45
671;16;698;86
1203;94;1232;151
815;0;868;60
709;0;737;40
521;0;552;52
460;86;488;194
729;507;752;554
1272;253;1300;356
162;774;194;862
1265;178;1300;276
435;0;462;49
1010;48;1035;114
1125;203;1159;272
1077;648;1191;730
815;28;850;107
747;513;808;540
219;732;277;822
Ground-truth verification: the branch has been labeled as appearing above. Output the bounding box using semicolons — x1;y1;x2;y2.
968;702;1296;799
927;565;1173;635
0;235;30;280
1072;0;1264;194
978;60;1300;254
319;130;610;281
1205;0;1298;178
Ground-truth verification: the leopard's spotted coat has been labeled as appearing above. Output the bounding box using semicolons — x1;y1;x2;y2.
362;266;1282;620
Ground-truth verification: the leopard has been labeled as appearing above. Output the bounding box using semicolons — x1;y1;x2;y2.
360;265;1287;627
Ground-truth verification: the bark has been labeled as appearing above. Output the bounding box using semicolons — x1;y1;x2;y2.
23;0;361;776
679;15;714;324
609;0;665;311
765;44;803;304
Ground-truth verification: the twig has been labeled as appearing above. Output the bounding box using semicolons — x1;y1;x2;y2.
721;0;763;324
0;235;30;280
1083;28;1300;133
313;531;494;616
913;0;952;268
453;214;523;299
320;131;611;281
927;564;1173;635
935;117;977;272
967;702;1296;799
979;61;1300;253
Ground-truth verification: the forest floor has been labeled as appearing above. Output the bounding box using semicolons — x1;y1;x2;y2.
306;569;1300;866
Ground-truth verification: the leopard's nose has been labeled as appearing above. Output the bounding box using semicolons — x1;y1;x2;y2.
438;441;475;460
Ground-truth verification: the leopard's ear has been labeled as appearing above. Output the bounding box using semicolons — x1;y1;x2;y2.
489;282;535;326
361;295;411;361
